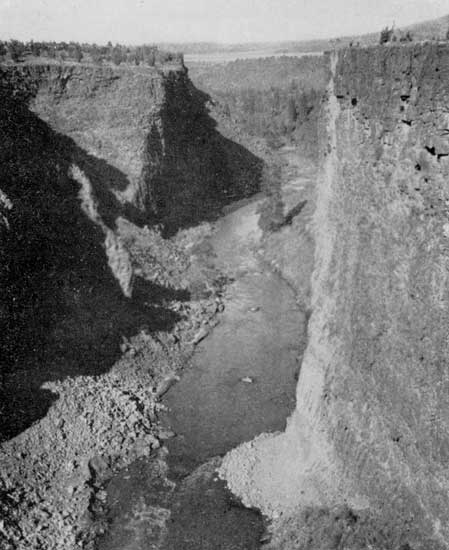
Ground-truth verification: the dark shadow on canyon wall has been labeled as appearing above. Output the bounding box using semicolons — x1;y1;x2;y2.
144;75;263;236
0;95;183;441
0;72;263;441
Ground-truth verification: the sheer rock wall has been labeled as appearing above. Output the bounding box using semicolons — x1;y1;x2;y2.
221;44;449;549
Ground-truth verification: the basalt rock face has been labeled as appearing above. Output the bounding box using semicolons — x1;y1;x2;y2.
320;44;449;540
0;64;169;376
0;63;261;227
221;44;449;549
0;62;261;439
0;68;141;439
0;64;169;215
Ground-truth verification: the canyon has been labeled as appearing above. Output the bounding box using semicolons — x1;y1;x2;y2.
1;42;449;550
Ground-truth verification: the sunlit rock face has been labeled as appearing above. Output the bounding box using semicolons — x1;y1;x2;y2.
221;44;449;549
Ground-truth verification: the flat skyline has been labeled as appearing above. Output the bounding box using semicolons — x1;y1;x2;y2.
0;0;448;44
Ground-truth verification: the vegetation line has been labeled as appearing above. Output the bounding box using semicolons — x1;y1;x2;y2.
0;40;183;66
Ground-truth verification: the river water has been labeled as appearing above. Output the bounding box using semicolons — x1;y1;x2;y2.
164;196;305;473
96;175;308;549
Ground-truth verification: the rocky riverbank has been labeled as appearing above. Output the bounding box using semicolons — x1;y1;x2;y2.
0;217;230;549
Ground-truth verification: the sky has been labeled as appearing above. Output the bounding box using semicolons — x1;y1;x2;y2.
0;0;448;44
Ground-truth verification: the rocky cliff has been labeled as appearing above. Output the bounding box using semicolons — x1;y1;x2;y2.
0;62;261;226
0;61;261;439
221;43;449;549
0;61;262;548
0;61;261;381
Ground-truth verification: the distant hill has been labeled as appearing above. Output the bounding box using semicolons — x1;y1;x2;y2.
404;13;449;40
316;12;449;49
161;13;449;56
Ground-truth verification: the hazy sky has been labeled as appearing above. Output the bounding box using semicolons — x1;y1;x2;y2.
0;0;448;44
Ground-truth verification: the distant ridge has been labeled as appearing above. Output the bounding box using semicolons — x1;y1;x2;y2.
161;13;449;56
405;13;449;40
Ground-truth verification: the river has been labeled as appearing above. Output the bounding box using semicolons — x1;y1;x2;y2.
96;156;309;549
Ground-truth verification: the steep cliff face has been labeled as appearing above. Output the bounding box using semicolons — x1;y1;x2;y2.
0;62;261;438
0;64;160;397
0;63;261;227
221;44;449;549
1;63;169;211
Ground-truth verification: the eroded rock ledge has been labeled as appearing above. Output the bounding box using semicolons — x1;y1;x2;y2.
220;43;449;549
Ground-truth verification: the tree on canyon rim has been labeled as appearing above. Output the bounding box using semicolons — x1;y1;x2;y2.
8;40;24;62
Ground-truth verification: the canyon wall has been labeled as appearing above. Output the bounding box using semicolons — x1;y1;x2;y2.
0;63;260;228
0;63;172;395
0;62;263;548
221;44;449;549
0;62;261;437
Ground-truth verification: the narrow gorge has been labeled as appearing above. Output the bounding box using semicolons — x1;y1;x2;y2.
1;42;449;550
